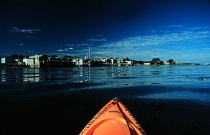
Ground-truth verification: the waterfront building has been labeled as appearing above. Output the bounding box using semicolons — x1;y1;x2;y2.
143;61;151;65
24;54;43;68
1;57;17;67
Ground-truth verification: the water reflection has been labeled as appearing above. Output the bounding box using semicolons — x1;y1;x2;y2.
0;68;31;84
23;68;41;82
1;66;210;103
1;66;210;87
136;91;210;103
1;69;6;82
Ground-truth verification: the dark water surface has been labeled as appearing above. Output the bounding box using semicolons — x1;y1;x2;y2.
1;66;210;134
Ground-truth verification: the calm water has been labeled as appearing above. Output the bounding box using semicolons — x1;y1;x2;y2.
1;65;210;103
1;65;210;134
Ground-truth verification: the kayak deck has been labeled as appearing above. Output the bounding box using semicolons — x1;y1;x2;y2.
80;98;146;135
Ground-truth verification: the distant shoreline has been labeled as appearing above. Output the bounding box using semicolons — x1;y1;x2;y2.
0;63;202;69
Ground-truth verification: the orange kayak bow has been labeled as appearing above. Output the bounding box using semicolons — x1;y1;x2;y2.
80;98;146;135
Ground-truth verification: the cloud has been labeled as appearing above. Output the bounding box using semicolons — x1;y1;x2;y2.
88;26;210;61
59;44;74;47
76;43;89;46
57;49;64;52
167;25;183;28
87;38;107;42
57;47;73;52
100;27;210;49
54;26;210;63
92;51;116;55
9;27;41;33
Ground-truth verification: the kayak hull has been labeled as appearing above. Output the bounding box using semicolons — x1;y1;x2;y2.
80;98;146;135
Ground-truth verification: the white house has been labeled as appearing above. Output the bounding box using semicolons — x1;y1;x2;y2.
143;61;151;65
72;58;84;66
23;58;35;67
23;55;43;68
164;61;170;65
125;60;133;66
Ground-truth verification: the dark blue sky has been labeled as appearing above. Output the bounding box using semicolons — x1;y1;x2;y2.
1;0;210;63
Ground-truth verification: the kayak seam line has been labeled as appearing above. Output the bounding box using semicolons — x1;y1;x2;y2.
116;100;133;135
